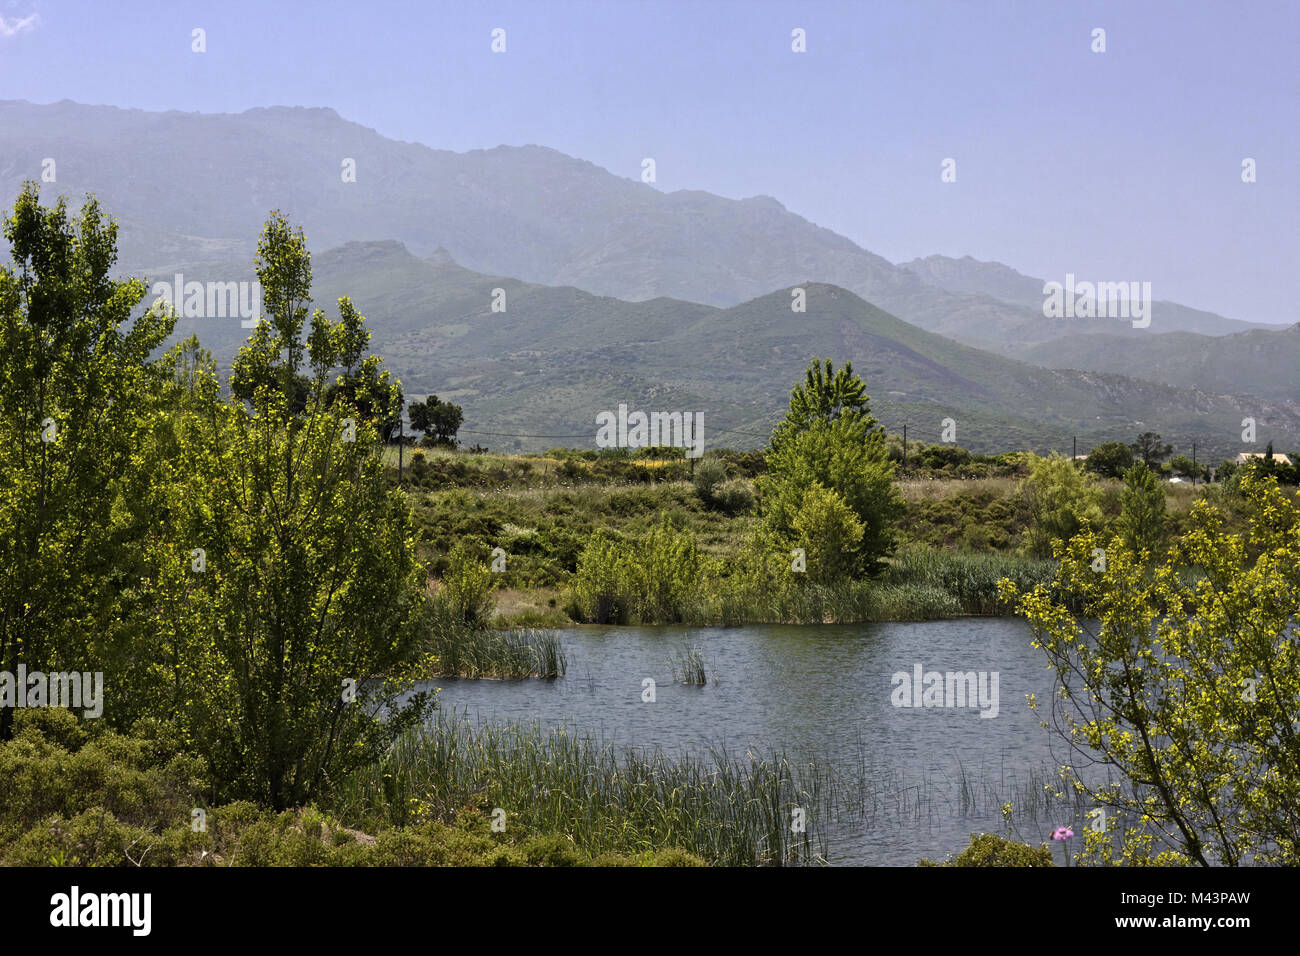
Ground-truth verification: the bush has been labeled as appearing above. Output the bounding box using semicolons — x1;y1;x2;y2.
568;517;701;624
918;833;1054;867
692;457;727;505
569;531;637;624
1018;453;1103;558
437;540;497;624
791;483;863;584
711;478;755;515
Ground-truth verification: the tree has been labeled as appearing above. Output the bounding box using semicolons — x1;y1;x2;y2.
1130;431;1171;469
409;394;463;447
1167;454;1205;482
769;358;869;452
1114;462;1166;555
154;212;430;808
1000;473;1300;865
1084;441;1135;480
1018;453;1103;559
0;183;174;737
759;359;902;572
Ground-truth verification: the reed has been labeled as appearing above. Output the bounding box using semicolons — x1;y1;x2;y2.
425;624;567;679
670;643;708;684
331;715;832;866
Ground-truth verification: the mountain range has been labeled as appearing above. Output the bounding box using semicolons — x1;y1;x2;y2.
1;99;1295;458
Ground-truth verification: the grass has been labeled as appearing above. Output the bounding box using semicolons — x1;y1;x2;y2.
331;715;830;866
882;544;1057;615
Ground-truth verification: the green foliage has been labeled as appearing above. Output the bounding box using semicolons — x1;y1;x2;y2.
1115;462;1167;556
918;833;1054;867
790;482;863;584
421;609;565;679
0;183;175;736
710;478;756;515
692;456;727;505
1085;441;1135;479
332;716;825;866
760;359;903;572
436;540;496;625
409;394;463;448
0;712;694;866
570;530;639;624
1167;454;1205;482
1018;453;1103;559
150;212;431;809
884;544;1057;615
569;517;701;624
1001;474;1300;865
1131;431;1172;469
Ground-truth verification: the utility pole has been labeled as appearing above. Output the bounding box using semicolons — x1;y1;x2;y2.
902;424;907;470
1073;436;1077;462
398;415;404;485
1192;441;1197;486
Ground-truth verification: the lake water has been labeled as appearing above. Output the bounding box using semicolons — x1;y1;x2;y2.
416;618;1095;865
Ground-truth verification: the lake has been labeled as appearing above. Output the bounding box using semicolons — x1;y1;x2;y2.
415;618;1093;865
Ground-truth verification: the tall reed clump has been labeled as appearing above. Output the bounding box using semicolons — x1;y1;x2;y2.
670;643;708;684
883;544;1056;615
421;601;566;679
425;627;566;679
331;716;831;866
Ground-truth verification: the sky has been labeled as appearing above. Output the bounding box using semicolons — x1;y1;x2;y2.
0;0;1296;323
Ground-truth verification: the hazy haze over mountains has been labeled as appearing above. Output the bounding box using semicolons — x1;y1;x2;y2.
2;100;1281;346
2;99;1296;456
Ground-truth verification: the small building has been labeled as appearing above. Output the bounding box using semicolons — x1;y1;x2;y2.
1235;452;1293;467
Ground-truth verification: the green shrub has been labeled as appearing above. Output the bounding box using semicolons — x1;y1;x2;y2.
437;540;497;624
918;833;1054;867
791;482;864;584
692;457;727;505
711;478;756;515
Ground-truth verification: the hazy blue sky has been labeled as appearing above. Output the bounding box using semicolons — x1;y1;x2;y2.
1;0;1295;322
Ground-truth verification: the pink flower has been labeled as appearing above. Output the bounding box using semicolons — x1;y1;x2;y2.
1051;826;1074;841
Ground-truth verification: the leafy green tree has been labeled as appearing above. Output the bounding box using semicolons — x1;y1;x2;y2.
1130;431;1171;469
0;184;175;737
409;395;463;447
1018;453;1103;559
154;212;429;808
1167;455;1204;482
760;359;902;572
769;358;869;451
1084;441;1135;480
1114;462;1167;556
1000;474;1300;865
791;482;864;584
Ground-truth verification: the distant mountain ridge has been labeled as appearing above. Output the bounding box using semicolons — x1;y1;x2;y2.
0;99;1274;356
900;254;1280;339
164;240;1300;459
